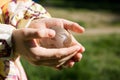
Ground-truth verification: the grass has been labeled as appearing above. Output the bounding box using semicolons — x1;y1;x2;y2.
21;33;120;80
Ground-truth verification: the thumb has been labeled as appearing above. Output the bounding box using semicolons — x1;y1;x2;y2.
22;28;56;40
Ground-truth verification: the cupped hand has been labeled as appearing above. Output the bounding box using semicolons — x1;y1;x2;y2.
13;18;85;69
29;18;85;68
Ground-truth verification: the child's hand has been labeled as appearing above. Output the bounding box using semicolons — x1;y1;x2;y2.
12;18;85;69
29;18;85;68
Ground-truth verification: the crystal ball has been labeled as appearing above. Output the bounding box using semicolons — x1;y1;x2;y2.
39;26;72;48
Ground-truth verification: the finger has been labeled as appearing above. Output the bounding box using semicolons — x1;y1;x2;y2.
62;19;85;33
44;18;64;28
72;42;85;53
61;53;82;69
30;59;59;67
67;60;75;68
22;28;55;40
72;53;82;62
37;29;56;38
56;51;77;68
57;53;82;68
30;45;81;59
57;59;75;70
71;35;85;53
59;51;77;63
44;18;85;33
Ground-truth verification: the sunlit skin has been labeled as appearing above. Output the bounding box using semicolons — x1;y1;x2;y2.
13;18;85;69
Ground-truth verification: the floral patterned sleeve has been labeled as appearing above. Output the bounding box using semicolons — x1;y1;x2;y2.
0;0;51;59
5;0;51;28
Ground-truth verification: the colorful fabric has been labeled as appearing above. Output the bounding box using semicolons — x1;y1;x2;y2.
0;59;21;80
0;24;15;58
0;0;51;79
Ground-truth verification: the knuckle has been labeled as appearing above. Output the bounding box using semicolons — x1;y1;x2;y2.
21;29;27;37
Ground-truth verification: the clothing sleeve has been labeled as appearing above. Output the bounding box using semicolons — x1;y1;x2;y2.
0;0;51;58
0;8;15;58
2;0;51;28
0;24;15;58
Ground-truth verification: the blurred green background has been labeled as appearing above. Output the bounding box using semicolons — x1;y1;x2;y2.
21;0;120;80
